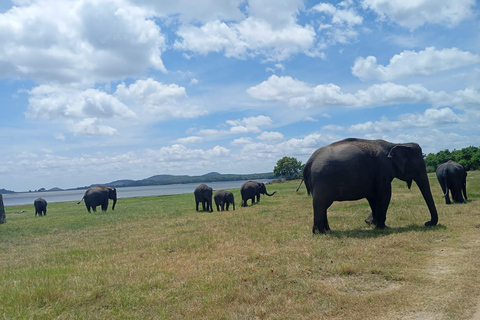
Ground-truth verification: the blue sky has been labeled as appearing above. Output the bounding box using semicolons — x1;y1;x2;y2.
0;0;479;192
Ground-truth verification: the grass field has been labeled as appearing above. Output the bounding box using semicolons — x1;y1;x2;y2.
1;172;480;319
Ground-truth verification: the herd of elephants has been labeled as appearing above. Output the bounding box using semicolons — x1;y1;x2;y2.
32;138;469;234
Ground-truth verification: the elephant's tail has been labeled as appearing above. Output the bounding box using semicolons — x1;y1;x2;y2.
442;175;449;198
77;196;84;204
295;179;304;192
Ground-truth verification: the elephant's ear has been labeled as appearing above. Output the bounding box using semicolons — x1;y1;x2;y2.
388;145;411;174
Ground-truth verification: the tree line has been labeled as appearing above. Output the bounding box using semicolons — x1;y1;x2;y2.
424;146;480;173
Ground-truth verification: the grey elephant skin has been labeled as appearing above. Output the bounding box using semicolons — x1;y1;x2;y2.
303;138;438;234
214;190;235;211
34;197;47;216
194;184;213;212
240;181;276;207
436;160;467;204
78;185;117;213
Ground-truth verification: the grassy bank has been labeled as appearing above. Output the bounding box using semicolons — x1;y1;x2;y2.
1;172;480;319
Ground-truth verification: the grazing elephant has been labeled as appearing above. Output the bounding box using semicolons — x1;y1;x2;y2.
34;197;47;216
436;160;467;204
214;190;235;211
303;138;438;234
194;184;213;212
78;185;117;213
240;181;276;207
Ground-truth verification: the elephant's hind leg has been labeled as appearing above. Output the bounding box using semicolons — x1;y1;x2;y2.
312;195;332;234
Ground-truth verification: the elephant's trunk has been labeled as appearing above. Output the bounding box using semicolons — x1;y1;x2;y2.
112;197;117;211
264;190;276;196
415;171;438;226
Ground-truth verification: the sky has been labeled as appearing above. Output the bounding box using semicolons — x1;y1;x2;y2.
0;0;479;192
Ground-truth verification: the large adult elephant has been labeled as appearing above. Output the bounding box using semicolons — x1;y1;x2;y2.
436;160;467;204
78;185;117;213
194;184;213;212
303;138;438;234
214;190;235;211
34;197;47;216
240;181;276;207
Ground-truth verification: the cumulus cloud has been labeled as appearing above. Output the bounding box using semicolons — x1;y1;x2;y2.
362;0;475;30
70;118;118;136
174;17;316;61
257;131;284;141
114;78;206;119
248;75;480;110
312;1;363;45
352;47;480;81
348;108;464;133
0;0;166;84
26;85;135;120
175;136;203;145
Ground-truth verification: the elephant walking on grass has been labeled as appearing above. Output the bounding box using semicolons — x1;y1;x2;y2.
436;160;467;204
303;138;439;234
214;190;235;211
194;184;213;212
240;181;276;207
34;197;47;216
78;185;117;213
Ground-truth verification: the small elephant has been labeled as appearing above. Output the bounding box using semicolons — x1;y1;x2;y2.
436;160;467;204
240;181;276;207
194;184;213;212
34;197;47;216
78;185;117;213
214;190;235;211
303;138;438;234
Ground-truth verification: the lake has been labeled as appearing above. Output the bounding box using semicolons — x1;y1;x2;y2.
2;179;274;206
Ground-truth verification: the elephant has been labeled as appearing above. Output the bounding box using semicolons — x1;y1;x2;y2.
436;160;467;204
78;185;117;213
303;138;439;234
214;190;235;211
240;181;276;207
34;197;47;216
194;184;213;212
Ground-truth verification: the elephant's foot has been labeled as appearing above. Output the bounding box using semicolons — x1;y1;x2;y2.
424;220;438;227
364;213;376;225
374;224;389;230
312;225;331;234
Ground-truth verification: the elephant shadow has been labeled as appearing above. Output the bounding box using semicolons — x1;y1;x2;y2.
327;224;447;239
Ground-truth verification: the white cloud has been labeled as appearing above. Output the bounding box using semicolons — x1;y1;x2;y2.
70;118;118;136
114;78;207;120
0;0;166;84
226;115;273;133
231;137;253;146
322;124;345;131
257;131;284;141
248;75;480;110
174;17;316;61
312;3;363;26
175;136;203;145
132;0;245;23
362;0;475;30
312;1;363;45
348;108;464;134
352;47;480;81
26;85;136;120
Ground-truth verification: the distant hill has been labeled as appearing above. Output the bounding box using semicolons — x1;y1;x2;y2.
0;188;15;194
102;172;275;188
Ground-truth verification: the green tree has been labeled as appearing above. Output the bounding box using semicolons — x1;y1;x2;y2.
274;157;303;180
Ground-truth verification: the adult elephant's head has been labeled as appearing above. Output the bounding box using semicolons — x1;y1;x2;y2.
107;187;117;210
388;143;438;226
258;182;276;196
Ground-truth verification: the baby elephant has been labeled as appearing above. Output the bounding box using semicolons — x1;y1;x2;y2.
34;197;47;216
214;190;235;211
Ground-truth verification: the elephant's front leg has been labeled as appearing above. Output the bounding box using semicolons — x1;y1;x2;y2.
372;186;392;229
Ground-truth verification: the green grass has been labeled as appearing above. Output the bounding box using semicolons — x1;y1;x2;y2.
1;173;480;319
